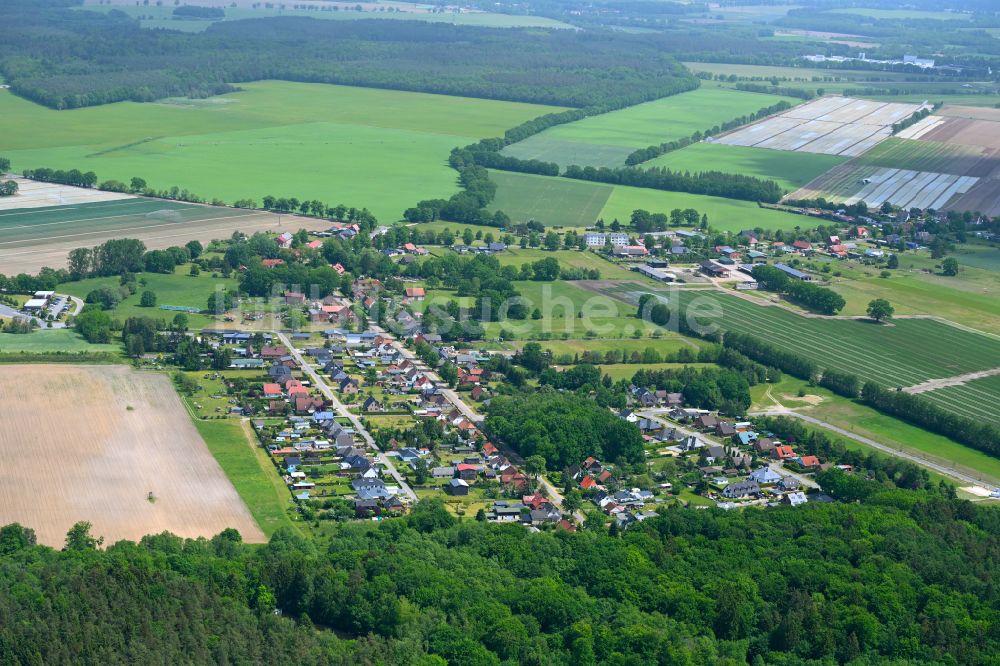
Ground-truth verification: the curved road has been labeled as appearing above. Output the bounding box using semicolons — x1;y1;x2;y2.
750;408;996;491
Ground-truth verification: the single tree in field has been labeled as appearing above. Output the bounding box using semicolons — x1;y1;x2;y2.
867;298;894;323
886;253;899;269
139;290;157;307
941;257;959;276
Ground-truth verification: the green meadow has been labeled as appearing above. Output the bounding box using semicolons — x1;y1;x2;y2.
501;87;799;168
59;265;239;329
825;7;971;20
0;328;118;353
0;81;561;223
488;171;808;231
646;143;846;192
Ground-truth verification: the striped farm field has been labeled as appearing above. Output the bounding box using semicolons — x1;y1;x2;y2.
673;291;1000;389
855;138;999;176
920;374;1000;422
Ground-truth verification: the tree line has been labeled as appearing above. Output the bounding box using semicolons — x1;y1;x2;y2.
751;264;846;315
563;163;784;203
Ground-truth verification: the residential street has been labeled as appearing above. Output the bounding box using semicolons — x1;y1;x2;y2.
276;331;418;503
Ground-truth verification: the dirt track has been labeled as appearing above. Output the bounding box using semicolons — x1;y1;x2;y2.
0;365;264;546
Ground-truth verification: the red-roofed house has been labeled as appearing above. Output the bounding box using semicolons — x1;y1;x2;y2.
772;445;796;460
332;263;346;274
263;383;282;398
261;259;285;268
306;240;323;250
798;455;821;468
405;287;425;301
792;240;812;252
285;292;306;305
580;476;599;490
482;442;498;456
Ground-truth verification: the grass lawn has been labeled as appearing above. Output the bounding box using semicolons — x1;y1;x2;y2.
495;247;639;281
185;409;300;538
501;87;800;168
825;7;971;20
59;265;239;329
0;328;119;353
646;143;846;193
487;171;809;231
0;81;561;223
951;244;1000;272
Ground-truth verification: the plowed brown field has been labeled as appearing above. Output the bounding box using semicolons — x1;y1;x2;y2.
0;365;264;546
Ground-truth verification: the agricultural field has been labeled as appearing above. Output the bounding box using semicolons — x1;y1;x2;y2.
0;178;134;210
0;81;561;224
80;0;574;30
717;96;927;157
59;265;239;329
645;143;846;192
0;197;327;275
854;137;999;176
507;335;699;359
952;245;1000;272
921;374;1000;423
0;364;265;547
488;171;810;231
591;283;1000;400
501;87;799;168
0;328;118;354
487;171;612;227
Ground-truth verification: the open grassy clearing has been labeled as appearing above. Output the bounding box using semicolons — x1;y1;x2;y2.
822;257;1000;333
952;244;1000;271
0;328;118;354
81;1;574;30
501;87;799;168
920;374;1000;423
59;265;238;329
0;81;561;224
0;364;264;546
487;171;809;231
646;143;846;192
754;375;1000;487
487;171;612;227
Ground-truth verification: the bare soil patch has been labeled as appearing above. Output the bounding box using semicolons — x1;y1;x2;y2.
0;179;134;211
0;365;264;546
922;117;1000;150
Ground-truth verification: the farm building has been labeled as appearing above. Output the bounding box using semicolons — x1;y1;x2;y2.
585;233;628;246
774;263;812;281
632;265;676;282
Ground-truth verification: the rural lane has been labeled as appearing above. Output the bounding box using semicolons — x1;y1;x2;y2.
275;331;418;503
750;408;995;490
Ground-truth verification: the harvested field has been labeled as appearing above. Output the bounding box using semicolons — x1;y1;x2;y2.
716;96;927;156
855;138;1000;177
0;179;135;210
948;178;1000;217
920;116;1000;150
0;198;328;274
936;105;1000;122
0;365;265;546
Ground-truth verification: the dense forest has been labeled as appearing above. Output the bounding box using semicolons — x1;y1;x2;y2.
0;485;997;664
0;1;695;109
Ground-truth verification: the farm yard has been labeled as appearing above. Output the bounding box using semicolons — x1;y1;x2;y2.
500;86;799;168
716;96;929;157
0;197;327;275
0;364;265;547
488;171;809;231
0;81;561;224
